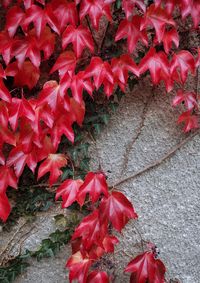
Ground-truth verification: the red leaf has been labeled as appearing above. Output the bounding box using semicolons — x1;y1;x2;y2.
140;4;175;43
77;172;109;206
70;71;94;104
0;79;11;103
36;26;55;60
38;153;68;186
50;51;77;79
87;271;109;283
177;111;199;132
170;50;196;84
55;179;84;208
6;61;40;89
66;251;92;283
22;5;46;38
50;113;74;149
7;145;38;177
172;89;198;110
84;57;114;97
38;80;66;111
8;97;35;131
0;193;11;222
139;48;172;91
72;209;108;250
0;165;18;194
0;31;15;65
0;125;16;147
102;234;119;253
125;251;166;283
79;0;112;30
122;0;146;19
154;28;179;54
6;6;25;37
115;16;148;53
49;0;78;33
99;191;138;232
70;98;85;126
62;25;94;58
111;54;139;91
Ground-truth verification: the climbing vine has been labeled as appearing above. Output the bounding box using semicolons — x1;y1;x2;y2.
0;0;199;282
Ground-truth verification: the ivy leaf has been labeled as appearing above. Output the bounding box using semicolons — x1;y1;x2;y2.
177;111;199;132
172;89;198;110
140;4;175;43
79;0;113;30
8;97;35;131
77;172;109;206
55;179;84;208
170;50;196;84
87;271;109;283
154;28;179;54
125;251;166;283
38;153;68;186
0;193;12;222
122;0;146;19
6;6;25;37
66;251;92;283
0;165;18;194
6;61;40;89
0;31;15;65
99;191;138;232
0;79;11;103
72;209;108;250
62;25;94;58
115;16;148;53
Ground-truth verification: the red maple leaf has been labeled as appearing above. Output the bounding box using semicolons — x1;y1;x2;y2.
50;51;77;79
70;71;94;104
38;153;68;186
6;6;25;37
170;50;196;84
49;0;78;33
140;4;175;43
8;96;35;131
111;54;139;91
72;209;108;250
115;16;148;53
122;0;146;19
139;48;172;91
77;172;109;206
55;179;84;208
66;251;92;283
99;191;138;232
154;28;179;54
50;113;74;149
0;165;18;194
0;193;12;222
125;251;166;283
84;57;114;97
7;145;38;177
87;271;109;283
6;61;40;89
79;0;112;30
177;111;199;132
62;25;94;58
172;89;198;110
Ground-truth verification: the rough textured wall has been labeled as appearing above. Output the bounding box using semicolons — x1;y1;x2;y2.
2;76;200;283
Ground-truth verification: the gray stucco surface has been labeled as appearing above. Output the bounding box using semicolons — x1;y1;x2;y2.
2;76;200;283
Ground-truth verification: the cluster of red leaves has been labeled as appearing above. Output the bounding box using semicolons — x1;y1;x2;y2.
55;172;166;283
0;0;199;281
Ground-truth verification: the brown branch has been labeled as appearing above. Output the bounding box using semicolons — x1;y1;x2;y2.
113;129;200;187
120;93;153;175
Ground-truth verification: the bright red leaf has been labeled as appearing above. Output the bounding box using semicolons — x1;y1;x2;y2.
125;251;166;283
62;25;94;58
0;165;18;194
115;16;148;53
87;271;109;283
172;89;198;110
122;0;146;19
0;193;12;222
55;179;84;208
38;153;68;186
177;111;199;132
6;6;25;37
99;191;138;232
77;172;109;206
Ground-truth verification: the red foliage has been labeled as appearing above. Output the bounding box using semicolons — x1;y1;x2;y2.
0;0;199;281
